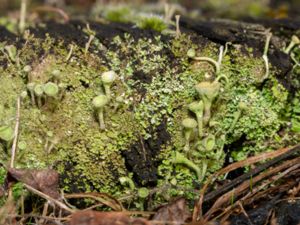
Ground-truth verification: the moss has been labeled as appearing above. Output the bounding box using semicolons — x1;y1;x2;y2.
103;7;133;23
136;15;167;32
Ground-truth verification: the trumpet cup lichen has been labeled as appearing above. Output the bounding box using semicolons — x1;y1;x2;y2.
0;20;297;204
188;101;204;138
182;118;197;152
92;94;109;130
44;82;59;97
195;81;220;125
101;70;117;98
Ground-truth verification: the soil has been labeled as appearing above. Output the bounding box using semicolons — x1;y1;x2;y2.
123;119;171;186
0;26;17;41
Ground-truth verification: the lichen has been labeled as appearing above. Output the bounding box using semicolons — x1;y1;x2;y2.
0;23;298;206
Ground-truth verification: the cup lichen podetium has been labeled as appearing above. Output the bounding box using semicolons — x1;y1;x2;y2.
101;71;117;99
188;101;204;138
34;84;44;108
92;94;109;130
181;118;197;152
195;81;220;126
44;82;59;98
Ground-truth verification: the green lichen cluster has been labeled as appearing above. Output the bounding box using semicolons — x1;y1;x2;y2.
157;35;299;201
0;24;299;207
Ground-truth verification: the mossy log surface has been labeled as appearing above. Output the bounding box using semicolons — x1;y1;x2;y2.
0;19;299;202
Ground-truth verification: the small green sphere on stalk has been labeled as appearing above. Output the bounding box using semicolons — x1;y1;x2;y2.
187;48;196;58
23;65;32;74
20;90;28;100
27;82;36;106
202;134;216;151
101;71;117;98
173;151;202;181
34;84;44;108
138;187;149;198
44;82;59;98
0;125;14;149
52;69;61;83
188;101;204;138
195;81;221;125
182;118;197;152
119;176;135;190
92;94;109;130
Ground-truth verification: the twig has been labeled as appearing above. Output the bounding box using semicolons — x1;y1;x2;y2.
192;144;299;221
7;214;70;221
24;184;75;213
238;201;254;225
10;97;21;168
242;173;300;207
241;163;300;203
219;170;300;223
207;158;300;221
64;193;123;211
39;202;49;224
205;145;300;203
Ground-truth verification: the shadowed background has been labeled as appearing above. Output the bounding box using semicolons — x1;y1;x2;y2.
0;0;300;20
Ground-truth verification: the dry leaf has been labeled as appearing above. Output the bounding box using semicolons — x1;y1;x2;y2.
70;211;151;225
7;168;60;199
152;198;191;225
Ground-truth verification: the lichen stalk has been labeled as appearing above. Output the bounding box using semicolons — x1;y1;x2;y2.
119;177;135;190
27;83;36;106
98;108;105;130
284;35;300;54
196;114;203;138
182;118;197;152
193;56;220;74
203;100;212;126
173;152;202;181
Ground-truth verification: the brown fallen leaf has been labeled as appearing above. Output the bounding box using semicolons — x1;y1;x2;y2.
152;198;191;225
70;211;151;225
7;168;60;199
